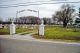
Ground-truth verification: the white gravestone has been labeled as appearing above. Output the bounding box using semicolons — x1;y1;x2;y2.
10;22;16;35
39;19;44;36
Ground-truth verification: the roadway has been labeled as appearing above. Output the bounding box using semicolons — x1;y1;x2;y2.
0;37;80;53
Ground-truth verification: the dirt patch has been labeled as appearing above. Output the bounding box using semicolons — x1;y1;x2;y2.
0;32;9;35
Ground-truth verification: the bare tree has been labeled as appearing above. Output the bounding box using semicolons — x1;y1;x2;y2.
52;4;75;27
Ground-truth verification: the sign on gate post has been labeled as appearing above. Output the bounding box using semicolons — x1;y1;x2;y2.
10;21;16;35
39;19;44;36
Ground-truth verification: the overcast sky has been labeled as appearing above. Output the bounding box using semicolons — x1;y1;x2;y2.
0;0;80;21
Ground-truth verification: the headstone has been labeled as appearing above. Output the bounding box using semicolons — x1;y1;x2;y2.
26;25;28;28
10;22;16;35
39;19;44;36
31;24;34;29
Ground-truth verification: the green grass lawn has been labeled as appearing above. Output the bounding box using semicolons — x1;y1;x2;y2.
16;28;29;33
0;28;10;35
16;27;38;35
1;25;80;42
44;25;80;40
0;26;38;35
33;25;80;42
0;28;28;35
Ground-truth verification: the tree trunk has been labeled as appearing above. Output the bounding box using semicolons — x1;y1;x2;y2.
63;19;67;27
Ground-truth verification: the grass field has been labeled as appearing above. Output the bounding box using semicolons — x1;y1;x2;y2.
33;25;80;42
0;25;80;42
0;28;10;35
44;25;80;40
0;25;38;35
16;27;38;35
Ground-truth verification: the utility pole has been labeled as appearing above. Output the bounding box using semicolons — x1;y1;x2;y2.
16;11;18;18
79;8;80;18
38;10;39;18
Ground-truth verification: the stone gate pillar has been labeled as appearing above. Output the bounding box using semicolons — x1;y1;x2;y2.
39;19;44;36
10;22;16;35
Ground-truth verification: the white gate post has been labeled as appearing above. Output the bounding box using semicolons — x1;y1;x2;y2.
39;19;44;36
10;21;16;35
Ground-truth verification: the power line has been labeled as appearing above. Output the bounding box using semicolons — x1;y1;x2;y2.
0;0;19;3
0;0;66;6
0;1;80;8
